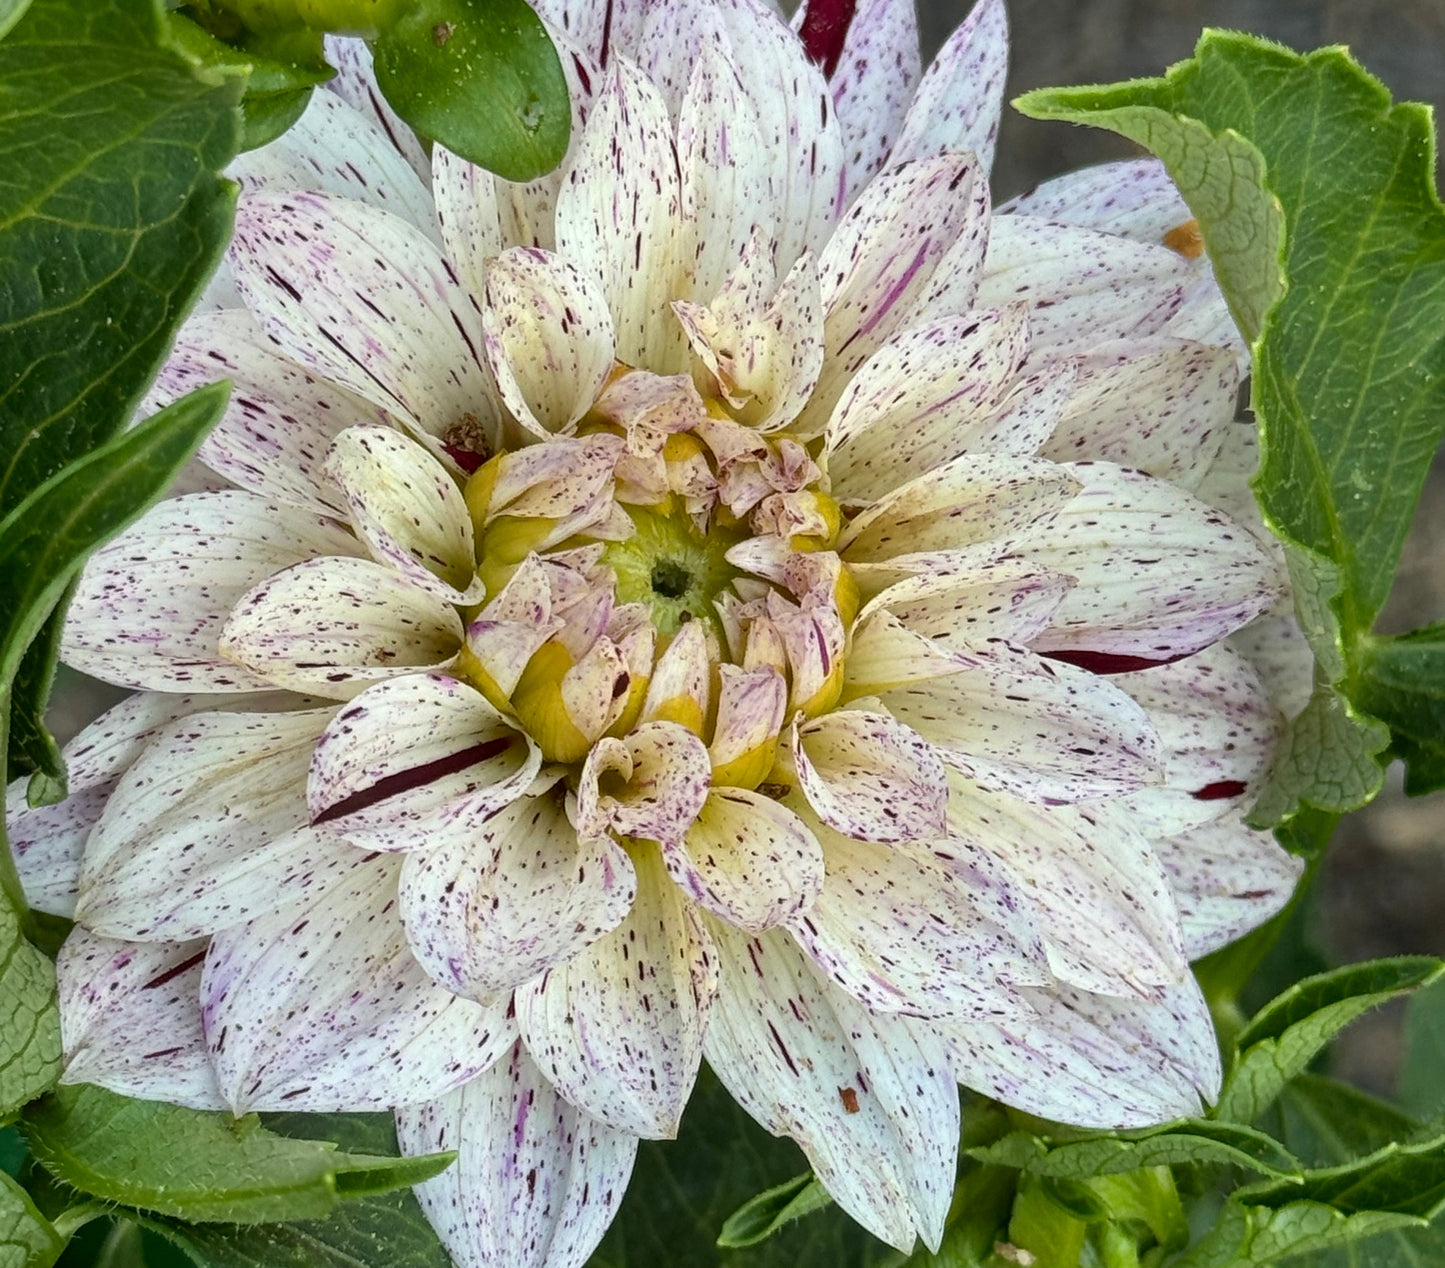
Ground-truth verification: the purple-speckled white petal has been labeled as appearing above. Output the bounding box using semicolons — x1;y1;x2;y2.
57;932;223;1109
880;641;1164;802
803;153;988;430
1229;613;1315;719
963;359;1079;457
307;673;540;852
483;247;616;436
202;851;513;1112
785;802;1046;1019
219;556;464;698
822;0;921;202
322;36;432;181
1042;337;1238;489
75;706;350;942
324;426;484;603
1014;461;1283;663
839;453;1079;565
430;144;503;302
231;88;439;241
62;491;365;692
924;972;1219;1128
977;216;1191;356
229;191;496;445
709;664;787;773
824;306;1030;504
399;783;637;1001
843;611;960;692
1113;644;1282;838
704;922;957;1253
663;787;823;933
516;849;717;1138
889;0;1007;172
396;1042;637;1268
144;310;392;518
946;777;1187;996
999;158;1189;239
1157;814;1305;959
575;721;712;849
863;563;1073;651
791;709;947;843
555;61;686;373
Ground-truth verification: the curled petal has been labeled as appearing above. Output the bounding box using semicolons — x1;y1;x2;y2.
576;721;712;848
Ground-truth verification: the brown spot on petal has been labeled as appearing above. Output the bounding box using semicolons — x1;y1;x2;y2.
1164;219;1205;259
838;1086;860;1114
1193;779;1248;801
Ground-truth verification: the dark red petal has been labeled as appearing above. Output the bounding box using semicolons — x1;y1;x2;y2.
797;0;857;79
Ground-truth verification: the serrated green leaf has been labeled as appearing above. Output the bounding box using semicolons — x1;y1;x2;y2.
718;1174;834;1249
1173;1199;1424;1268
372;0;569;182
968;1121;1301;1181
0;890;60;1122
22;1085;454;1224
1355;625;1445;798
0;1170;63;1268
1216;958;1445;1124
1239;1133;1445;1219
1016;32;1445;826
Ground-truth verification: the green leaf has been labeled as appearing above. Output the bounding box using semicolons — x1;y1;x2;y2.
1015;32;1445;825
1172;1200;1425;1268
1355;625;1445;797
1401;977;1445;1122
1239;1130;1445;1220
0;1170;63;1268
0;889;61;1122
1216;958;1445;1125
718;1174;834;1249
372;0;570;182
5;604;66;789
0;0;31;39
968;1120;1301;1180
22;1085;454;1224
589;1066;892;1267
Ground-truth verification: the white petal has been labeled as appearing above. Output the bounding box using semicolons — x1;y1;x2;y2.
203;852;513;1112
889;0;1007;172
862;563;1073;651
230;191;495;443
977;216;1191;356
1014;461;1283;664
880;641;1164;801
516;848;717;1138
396;1043;637;1268
146;309;392;517
664;787;823;933
76;707;355;942
399;784;637;1001
705;923;958;1252
575;722;713;849
1042;337;1238;489
999;158;1189;239
322;37;432;181
220;556;464;697
57;932;223;1110
1157;814;1304;959
431;144;503;302
791;708;947;843
926;972;1220;1128
62;491;364;692
307;673;541;851
484;247;616;436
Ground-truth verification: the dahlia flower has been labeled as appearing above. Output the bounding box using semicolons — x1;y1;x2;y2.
8;0;1307;1260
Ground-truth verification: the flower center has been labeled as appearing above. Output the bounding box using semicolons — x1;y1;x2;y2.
602;504;742;640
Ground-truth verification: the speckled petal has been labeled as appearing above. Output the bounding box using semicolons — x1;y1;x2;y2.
927;974;1220;1129
74;707;339;936
1113;644;1282;837
862;563;1073;651
1042;337;1238;489
145;310;392;518
431;144;503;302
57;932;223;1110
1156;814;1305;959
324;426;484;603
230;191;495;444
1015;461;1283;663
516;848;717;1138
399;783;637;1001
791;708;947;843
230;87;440;241
323;36;431;181
555;61;686;373
220;556;464;698
664;787;823;933
888;0;1007;172
395;1042;637;1268
202;851;513;1112
999;158;1189;238
824;306;1031;505
576;721;713;849
946;777;1187;996
704;922;957;1252
708;664;787;772
880;642;1164;802
307;673;541;852
62;491;365;692
484;247;617;436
